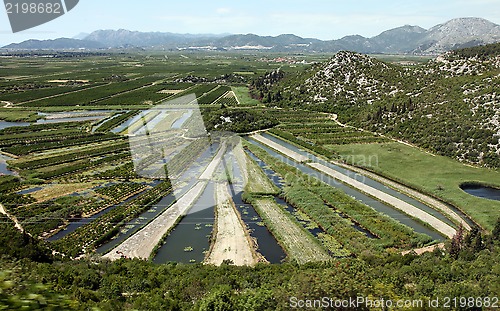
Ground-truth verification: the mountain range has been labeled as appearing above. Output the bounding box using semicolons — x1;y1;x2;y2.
2;17;500;55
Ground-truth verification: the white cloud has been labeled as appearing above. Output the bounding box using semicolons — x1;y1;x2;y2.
216;8;231;15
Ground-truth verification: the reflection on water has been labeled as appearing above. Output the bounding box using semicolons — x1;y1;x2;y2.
153;182;215;264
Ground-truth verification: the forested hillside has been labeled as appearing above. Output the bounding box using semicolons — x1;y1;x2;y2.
252;43;500;167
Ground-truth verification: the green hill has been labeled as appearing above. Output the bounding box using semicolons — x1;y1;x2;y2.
252;43;500;167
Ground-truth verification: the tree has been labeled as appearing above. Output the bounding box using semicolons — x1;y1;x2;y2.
493;218;500;241
450;224;465;259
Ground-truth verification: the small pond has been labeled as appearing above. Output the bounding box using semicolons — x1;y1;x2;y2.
461;184;500;201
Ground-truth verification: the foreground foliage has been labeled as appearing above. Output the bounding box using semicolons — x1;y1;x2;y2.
0;217;499;310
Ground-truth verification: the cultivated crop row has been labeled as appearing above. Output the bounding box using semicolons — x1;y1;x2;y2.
52;181;173;257
13;141;130;170
4;133;124;156
21;76;160;107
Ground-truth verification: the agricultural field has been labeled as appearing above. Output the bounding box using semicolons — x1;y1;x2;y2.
0;51;498;271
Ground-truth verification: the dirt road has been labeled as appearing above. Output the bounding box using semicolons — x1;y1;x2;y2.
252;134;309;162
335;163;471;230
205;182;257;266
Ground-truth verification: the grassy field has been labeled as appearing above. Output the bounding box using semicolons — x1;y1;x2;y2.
231;86;261;107
243;153;279;195
333;142;500;230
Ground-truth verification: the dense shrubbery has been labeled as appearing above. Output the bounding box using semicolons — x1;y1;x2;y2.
203;108;278;133
0;218;499;310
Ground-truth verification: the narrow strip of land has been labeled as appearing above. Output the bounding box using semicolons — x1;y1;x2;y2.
0;202;24;232
401;243;445;256
252;198;331;263
199;142;227;180
251;133;457;239
104;181;207;260
205;182;257;266
334;163;471;230
252;134;309;162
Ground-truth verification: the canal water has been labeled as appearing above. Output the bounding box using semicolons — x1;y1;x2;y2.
260;133;459;228
152;182;215;264
461;184;500;201
226;149;286;263
247;138;446;241
0;154;16;176
97;143;220;254
47;189;148;242
246;149;378;240
0;121;30;130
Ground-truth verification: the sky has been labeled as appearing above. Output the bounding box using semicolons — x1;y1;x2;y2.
0;0;499;46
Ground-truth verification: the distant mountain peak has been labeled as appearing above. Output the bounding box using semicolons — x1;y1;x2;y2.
3;17;500;54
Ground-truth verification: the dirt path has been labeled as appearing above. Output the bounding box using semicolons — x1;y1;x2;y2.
252;134;309;162
252;134;457;239
1;101;13;108
205;182;257;266
104;181;207;260
0;202;24;232
253;198;331;263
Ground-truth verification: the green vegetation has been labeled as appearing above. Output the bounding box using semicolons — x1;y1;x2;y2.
231;86;261;106
52;181;172;257
249;197;334;262
0;219;499;310
95;110;140;132
0;108;39;122
252;44;500;168
245;141;433;254
203;108;278;133
0;50;498;309
334;142;500;230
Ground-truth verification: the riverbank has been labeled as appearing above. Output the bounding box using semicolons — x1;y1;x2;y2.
205;182;258;266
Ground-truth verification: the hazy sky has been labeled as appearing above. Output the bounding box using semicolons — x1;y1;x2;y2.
0;0;499;45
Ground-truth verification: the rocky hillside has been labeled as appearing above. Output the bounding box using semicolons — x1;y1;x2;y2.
252;43;500;167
